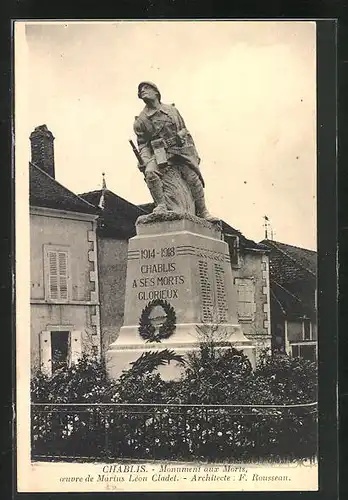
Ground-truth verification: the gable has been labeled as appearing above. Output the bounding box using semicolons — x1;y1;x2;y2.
30;162;96;215
80;190;147;238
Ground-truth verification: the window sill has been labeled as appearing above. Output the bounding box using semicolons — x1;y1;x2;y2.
238;317;254;323
31;299;100;306
290;340;317;346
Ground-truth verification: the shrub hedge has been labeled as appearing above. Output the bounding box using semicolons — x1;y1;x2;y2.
31;345;317;462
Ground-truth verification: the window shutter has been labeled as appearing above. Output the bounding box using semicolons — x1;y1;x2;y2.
47;249;69;301
58;251;68;300
39;331;52;376
236;279;255;320
69;331;82;365
48;251;58;300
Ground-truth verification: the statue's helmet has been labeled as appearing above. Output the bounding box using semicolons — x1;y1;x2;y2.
138;81;161;101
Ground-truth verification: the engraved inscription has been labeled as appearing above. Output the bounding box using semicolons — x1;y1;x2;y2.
198;260;214;322
131;246;186;301
214;263;228;323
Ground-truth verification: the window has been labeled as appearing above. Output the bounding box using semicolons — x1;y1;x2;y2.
303;319;311;340
51;331;70;372
235;277;255;322
39;330;82;376
300;344;316;362
291;345;299;358
291;343;316;362
44;245;70;301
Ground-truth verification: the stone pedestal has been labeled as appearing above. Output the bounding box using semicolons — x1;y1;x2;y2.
106;213;255;380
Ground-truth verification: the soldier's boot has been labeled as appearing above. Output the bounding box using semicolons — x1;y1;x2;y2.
185;168;219;222
193;184;220;222
195;196;220;222
146;173;168;214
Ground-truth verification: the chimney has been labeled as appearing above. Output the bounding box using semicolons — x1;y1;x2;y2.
30;124;55;178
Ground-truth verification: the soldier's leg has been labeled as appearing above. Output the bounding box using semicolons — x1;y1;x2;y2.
144;163;167;213
180;166;219;222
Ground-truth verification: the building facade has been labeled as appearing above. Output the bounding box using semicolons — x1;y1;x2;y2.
80;188;147;356
260;239;317;361
221;221;271;353
29;126;101;376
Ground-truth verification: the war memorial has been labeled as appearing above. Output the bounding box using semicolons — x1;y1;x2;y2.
106;82;255;379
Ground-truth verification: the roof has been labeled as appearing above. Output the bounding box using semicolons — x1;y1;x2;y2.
270;281;313;319
221;220;267;251
260;239;317;283
138;203;266;252
80;190;147;238
30;162;96;215
260;239;317;319
262;240;316;274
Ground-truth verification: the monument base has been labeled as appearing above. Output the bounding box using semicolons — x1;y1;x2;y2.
106;323;256;381
106;213;256;381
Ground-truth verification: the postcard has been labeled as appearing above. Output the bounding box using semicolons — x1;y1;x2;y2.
15;19;318;492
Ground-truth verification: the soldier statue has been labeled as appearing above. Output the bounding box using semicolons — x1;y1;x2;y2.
133;81;218;222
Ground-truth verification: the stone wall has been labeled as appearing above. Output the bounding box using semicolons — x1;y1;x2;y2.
97;237;128;356
231;250;271;352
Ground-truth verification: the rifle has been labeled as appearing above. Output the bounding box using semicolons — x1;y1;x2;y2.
129;139;145;173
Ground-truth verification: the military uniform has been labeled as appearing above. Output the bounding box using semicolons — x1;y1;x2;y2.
134;102;204;187
134;82;217;221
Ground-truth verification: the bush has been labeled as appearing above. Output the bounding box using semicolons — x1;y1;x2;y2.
31;345;317;461
255;348;317;404
31;354;115;403
31;346;317;406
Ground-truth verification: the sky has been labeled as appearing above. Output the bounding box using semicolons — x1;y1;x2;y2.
18;21;316;249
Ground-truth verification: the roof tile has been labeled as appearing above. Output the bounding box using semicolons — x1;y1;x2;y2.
30;163;96;214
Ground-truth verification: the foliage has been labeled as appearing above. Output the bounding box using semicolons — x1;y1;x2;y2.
110;349;185;404
31;354;116;403
175;343;254;404
127;349;185;377
31;344;318;462
255;348;317;404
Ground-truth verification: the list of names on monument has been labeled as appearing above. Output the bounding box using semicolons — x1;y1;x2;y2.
214;263;228;323
198;259;214;322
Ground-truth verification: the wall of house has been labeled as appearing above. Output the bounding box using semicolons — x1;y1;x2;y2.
97;237;128;356
30;213;96;302
30;210;100;374
231;249;271;352
31;304;98;372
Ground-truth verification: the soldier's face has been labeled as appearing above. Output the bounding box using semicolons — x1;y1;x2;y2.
139;85;158;101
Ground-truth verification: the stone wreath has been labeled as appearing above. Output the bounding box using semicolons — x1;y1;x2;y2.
138;299;176;342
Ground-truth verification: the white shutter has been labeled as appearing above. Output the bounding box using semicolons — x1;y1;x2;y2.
48;251;59;300
47;249;69;301
237;279;255;320
39;331;52;376
69;331;82;365
58;251;68;300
